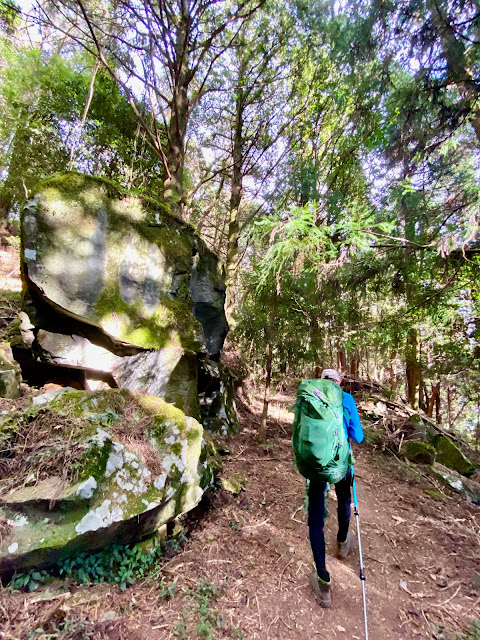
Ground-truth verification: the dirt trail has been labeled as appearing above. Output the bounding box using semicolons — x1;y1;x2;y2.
2;390;479;640
151;393;479;640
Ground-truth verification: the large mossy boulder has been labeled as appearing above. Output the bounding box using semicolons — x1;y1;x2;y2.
0;389;221;575
433;435;476;477
21;174;227;356
19;173;230;420
36;330;199;418
432;463;480;505
407;414;428;441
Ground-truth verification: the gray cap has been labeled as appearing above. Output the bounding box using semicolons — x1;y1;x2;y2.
320;368;341;383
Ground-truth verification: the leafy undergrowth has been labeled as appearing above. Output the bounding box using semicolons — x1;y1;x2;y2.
9;534;186;593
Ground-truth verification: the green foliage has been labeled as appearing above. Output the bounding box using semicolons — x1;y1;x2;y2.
174;609;190;639
231;0;480;438
0;42;165;220
0;0;477;437
9;536;182;593
0;0;19;34
192;580;223;640
87;408;120;427
10;570;49;592
173;580;225;640
58;539;179;591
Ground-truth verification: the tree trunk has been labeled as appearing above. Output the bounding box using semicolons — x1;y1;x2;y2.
0;192;12;224
388;351;397;393
419;376;427;413
430;1;480;145
0;106;31;223
350;352;359;377
435;383;441;424
476;390;479;452
447;385;452;429
427;382;440;418
163;10;190;214
406;327;420;408
258;289;278;443
69;59;100;168
365;349;371;381
337;348;347;374
225;51;247;327
401;148;422;409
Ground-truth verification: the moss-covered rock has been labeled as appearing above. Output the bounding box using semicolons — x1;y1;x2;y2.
432;462;480;504
190;242;228;358
433;435;476;477
35;331;199;418
403;441;436;465
362;426;386;447
19;173;235;422
21;173;227;356
198;359;239;436
407;414;428;441
0;389;222;576
0;370;19;399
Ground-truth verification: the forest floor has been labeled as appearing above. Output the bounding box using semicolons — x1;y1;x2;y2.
1;239;480;640
1;390;479;640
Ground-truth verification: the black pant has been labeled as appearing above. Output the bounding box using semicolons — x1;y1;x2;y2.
308;468;352;575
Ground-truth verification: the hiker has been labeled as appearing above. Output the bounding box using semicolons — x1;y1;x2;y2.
292;368;364;608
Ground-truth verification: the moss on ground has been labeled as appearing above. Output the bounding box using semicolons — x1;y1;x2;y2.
424;488;446;502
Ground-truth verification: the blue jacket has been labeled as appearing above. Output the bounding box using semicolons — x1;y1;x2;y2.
342;391;364;443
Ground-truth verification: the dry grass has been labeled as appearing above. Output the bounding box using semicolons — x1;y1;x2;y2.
0;398;170;498
110;401;166;476
0;410;88;495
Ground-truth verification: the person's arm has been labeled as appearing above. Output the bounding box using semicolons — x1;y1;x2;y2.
344;393;364;443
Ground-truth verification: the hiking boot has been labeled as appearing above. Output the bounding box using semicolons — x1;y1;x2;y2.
310;571;331;608
336;530;353;560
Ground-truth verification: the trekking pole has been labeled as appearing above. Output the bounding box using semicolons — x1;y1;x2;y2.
351;465;369;640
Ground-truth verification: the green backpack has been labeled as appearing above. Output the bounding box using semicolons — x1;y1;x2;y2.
292;379;349;483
